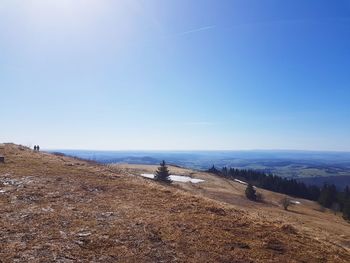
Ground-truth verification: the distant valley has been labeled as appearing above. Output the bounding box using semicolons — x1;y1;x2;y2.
51;150;350;188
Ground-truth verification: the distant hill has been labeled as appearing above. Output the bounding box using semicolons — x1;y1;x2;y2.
297;175;350;190
52;149;350;178
101;156;160;165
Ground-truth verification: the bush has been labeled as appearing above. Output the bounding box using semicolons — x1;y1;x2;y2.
245;183;257;201
280;197;293;211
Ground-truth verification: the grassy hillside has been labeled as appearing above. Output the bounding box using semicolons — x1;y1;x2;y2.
115;164;350;252
1;144;349;262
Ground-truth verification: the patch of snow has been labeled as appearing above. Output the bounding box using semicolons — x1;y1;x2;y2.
3;179;20;186
234;179;248;185
233;179;256;189
0;176;34;187
77;232;92;237
140;173;155;179
140;174;204;184
291;200;301;205
0;189;6;193
170;175;205;183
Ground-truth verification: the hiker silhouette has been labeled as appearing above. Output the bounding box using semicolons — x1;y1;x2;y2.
34;145;37;151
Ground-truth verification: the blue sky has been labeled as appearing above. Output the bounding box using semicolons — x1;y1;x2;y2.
1;0;350;150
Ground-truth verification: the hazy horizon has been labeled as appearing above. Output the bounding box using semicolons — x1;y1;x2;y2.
1;1;350;151
46;147;350;154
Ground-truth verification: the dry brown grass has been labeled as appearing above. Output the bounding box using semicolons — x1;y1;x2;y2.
0;144;349;262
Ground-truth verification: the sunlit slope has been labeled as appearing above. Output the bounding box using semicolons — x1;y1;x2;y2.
0;144;349;262
114;164;350;253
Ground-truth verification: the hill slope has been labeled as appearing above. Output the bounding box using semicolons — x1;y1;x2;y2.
114;164;350;252
0;144;349;262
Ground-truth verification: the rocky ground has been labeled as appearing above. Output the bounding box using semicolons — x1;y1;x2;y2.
0;144;349;262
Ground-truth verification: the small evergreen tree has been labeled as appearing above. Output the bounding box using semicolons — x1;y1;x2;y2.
245;183;257;201
207;165;220;174
154;160;172;184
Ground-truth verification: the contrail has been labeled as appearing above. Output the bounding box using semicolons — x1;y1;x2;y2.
176;25;215;36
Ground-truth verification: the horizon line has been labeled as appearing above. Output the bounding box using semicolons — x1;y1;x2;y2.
43;148;350;153
4;143;350;154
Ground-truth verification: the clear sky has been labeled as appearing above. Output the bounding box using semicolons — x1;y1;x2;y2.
1;0;350;151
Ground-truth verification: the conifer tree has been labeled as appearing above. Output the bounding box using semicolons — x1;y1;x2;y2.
207;165;220;174
318;184;337;208
154;160;172;184
342;199;350;221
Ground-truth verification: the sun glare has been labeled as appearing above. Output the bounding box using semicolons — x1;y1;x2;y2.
26;0;108;28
